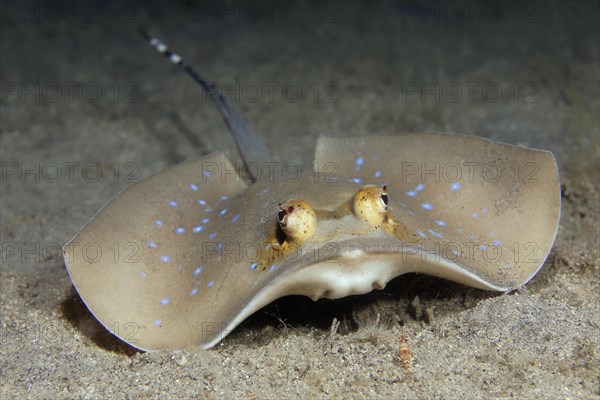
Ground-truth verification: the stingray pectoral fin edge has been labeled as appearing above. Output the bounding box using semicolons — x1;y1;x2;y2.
62;152;248;351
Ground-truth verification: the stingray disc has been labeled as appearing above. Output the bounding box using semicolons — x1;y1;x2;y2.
63;133;561;350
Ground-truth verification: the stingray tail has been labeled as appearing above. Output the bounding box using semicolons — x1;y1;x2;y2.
139;28;272;182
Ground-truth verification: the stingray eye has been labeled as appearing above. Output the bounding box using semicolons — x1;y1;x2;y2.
381;185;389;208
353;185;389;226
277;207;288;224
277;205;295;226
277;199;316;242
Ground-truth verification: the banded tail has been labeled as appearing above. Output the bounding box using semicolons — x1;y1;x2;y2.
140;29;273;182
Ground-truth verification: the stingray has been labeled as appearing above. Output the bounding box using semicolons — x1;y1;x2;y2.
63;32;561;351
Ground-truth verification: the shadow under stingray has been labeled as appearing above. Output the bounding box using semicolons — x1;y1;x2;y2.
60;287;141;357
227;273;500;349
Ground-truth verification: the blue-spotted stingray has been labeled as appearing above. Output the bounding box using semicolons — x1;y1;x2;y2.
63;32;561;351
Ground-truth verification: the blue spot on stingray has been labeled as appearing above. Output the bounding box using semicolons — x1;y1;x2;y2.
250;262;258;270
197;199;207;206
259;187;270;196
480;244;489;251
415;183;425;192
209;232;218;240
220;195;229;201
269;263;276;272
472;212;478;219
147;241;158;249
355;156;364;171
192;226;204;233
491;240;503;246
219;208;229;216
161;255;171;263
140;271;148;278
428;229;444;238
408;210;417;217
417;230;427;238
174;227;185;234
421;203;434;211
189;183;199;191
450;182;462;192
153;319;161;326
352;177;363;184
193;267;202;276
205;207;213;213
168;200;178;208
405;191;417;197
451;248;460;256
435;220;448;227
207;280;215;288
189;288;199;296
230;214;240;223
160;297;170;305
216;242;224;250
265;244;271;250
203;171;213;178
154;220;164;227
201;218;211;224
374;170;382;178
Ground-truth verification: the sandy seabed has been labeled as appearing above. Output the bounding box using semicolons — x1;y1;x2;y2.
1;1;598;398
